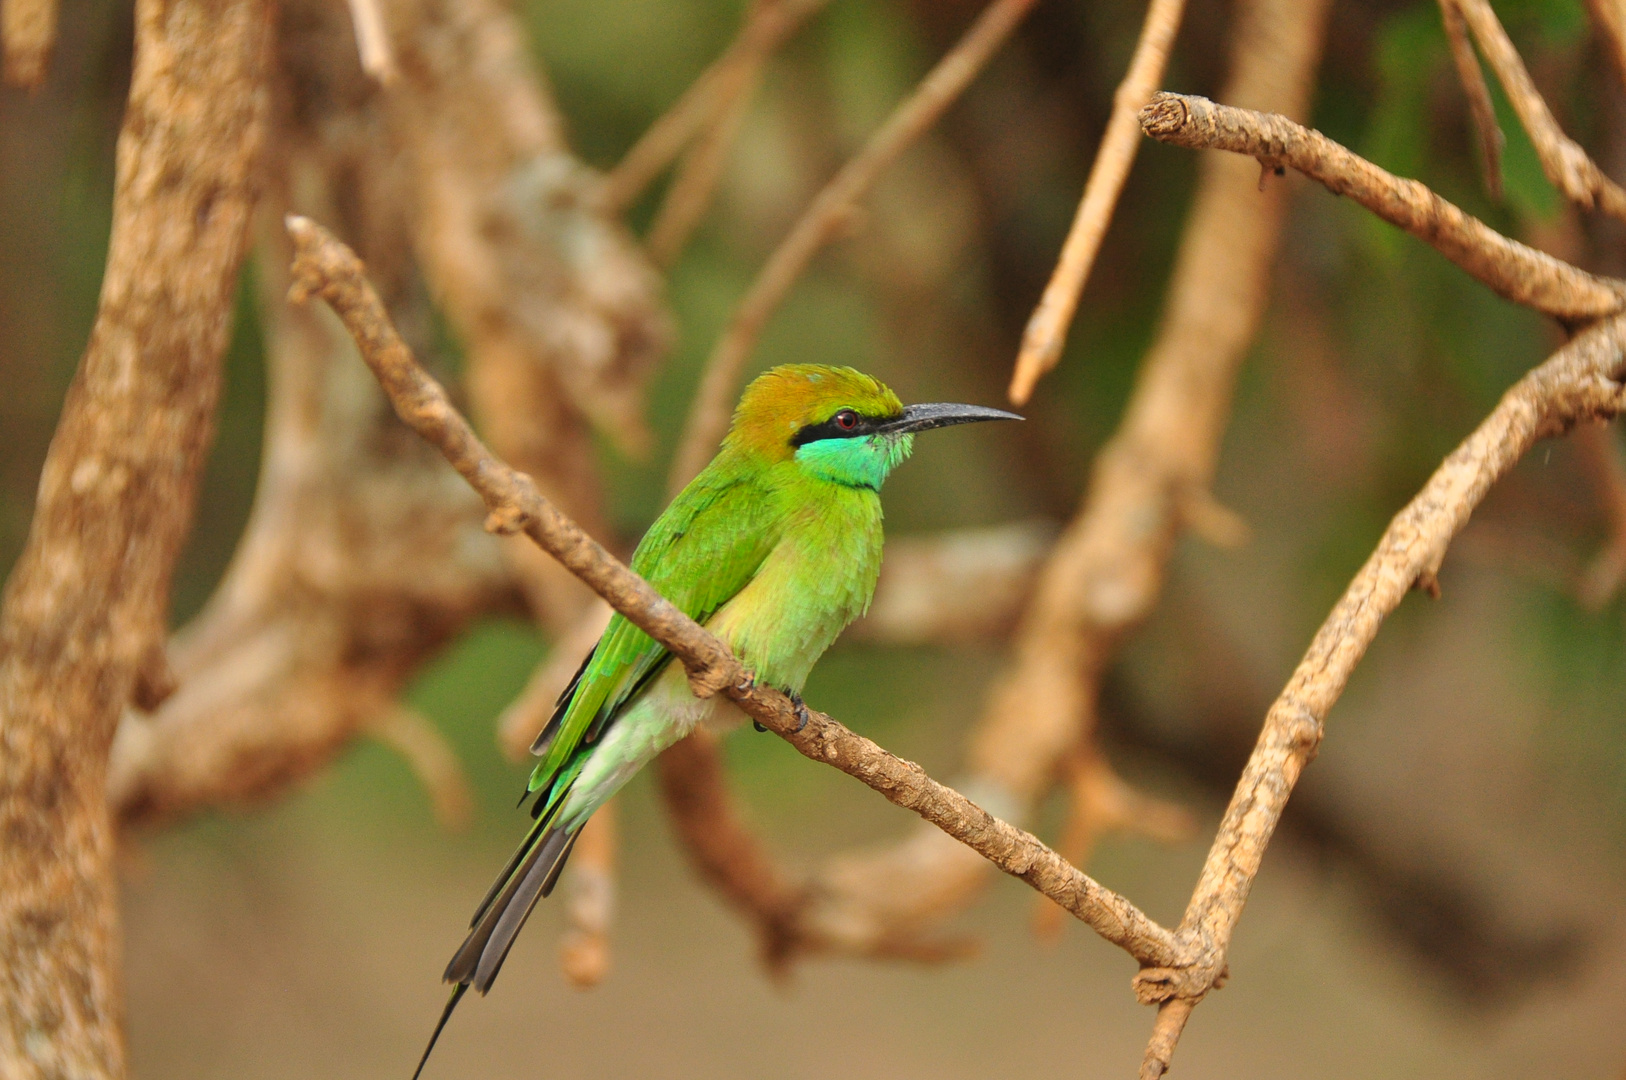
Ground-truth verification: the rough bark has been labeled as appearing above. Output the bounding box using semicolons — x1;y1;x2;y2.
109;0;515;828
0;0;270;1073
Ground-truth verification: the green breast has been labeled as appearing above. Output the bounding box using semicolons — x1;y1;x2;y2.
705;470;884;692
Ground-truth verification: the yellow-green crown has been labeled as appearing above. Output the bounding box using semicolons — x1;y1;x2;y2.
724;365;904;460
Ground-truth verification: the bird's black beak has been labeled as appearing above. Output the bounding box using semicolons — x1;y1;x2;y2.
876;402;1024;436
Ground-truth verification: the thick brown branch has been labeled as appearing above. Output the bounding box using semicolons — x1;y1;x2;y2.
110;2;515;829
1;0;56;88
667;0;1039;491
286;214;1182;968
0;0;270;1074
1136;315;1626;1074
1007;0;1187;405
1139;92;1626;320
1452;0;1626;223
381;0;665;635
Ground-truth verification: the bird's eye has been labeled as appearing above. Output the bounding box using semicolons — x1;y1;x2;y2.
834;410;858;430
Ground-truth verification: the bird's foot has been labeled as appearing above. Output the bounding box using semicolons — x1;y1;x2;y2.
750;689;810;733
786;689;811;733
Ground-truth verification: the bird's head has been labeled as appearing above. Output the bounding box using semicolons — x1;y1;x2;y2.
724;364;1021;491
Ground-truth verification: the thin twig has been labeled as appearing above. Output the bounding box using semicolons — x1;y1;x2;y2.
1438;0;1505;200
345;0;397;85
1138;999;1197;1080
285;213;1183;968
1;0;57;88
667;0;1040;492
1007;0;1187;406
1139;92;1626;320
600;0;829;215
1451;0;1626;223
646;57;763;267
1031;751;1193;940
1131;314;1626;1073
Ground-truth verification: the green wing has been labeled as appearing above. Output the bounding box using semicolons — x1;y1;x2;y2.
526;461;780;801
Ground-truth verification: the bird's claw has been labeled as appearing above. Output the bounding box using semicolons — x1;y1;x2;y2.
750;689;810;733
787;690;811;733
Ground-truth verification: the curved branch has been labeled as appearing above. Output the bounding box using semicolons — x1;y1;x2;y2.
1138;92;1626;320
286;213;1183;968
1136;315;1626;1074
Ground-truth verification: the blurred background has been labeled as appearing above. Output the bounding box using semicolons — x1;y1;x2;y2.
4;0;1626;1075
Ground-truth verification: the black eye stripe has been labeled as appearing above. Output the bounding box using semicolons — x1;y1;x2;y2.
790;410;899;447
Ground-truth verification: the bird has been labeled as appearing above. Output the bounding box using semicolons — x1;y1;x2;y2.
411;364;1019;1078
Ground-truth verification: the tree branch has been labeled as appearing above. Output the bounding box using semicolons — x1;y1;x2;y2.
1451;0;1626;223
758;0;1329;972
1007;0;1187;405
285;213;1184;969
109;0;517;830
667;0;1040;492
0;0;270;1074
1134;313;1626;1076
1438;0;1505;200
1;0;57;89
1587;0;1626;88
600;0;829;215
1139;92;1626;321
345;0;397;85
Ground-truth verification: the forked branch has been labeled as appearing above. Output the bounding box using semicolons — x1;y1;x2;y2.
284;213;1184;969
1449;0;1626;223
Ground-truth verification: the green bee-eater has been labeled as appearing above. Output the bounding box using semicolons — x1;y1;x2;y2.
412;364;1018;1076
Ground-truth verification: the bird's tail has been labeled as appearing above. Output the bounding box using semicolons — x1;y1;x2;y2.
410;983;467;1080
410;779;584;1078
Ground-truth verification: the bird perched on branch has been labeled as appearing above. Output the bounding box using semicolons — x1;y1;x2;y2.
412;364;1018;1077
